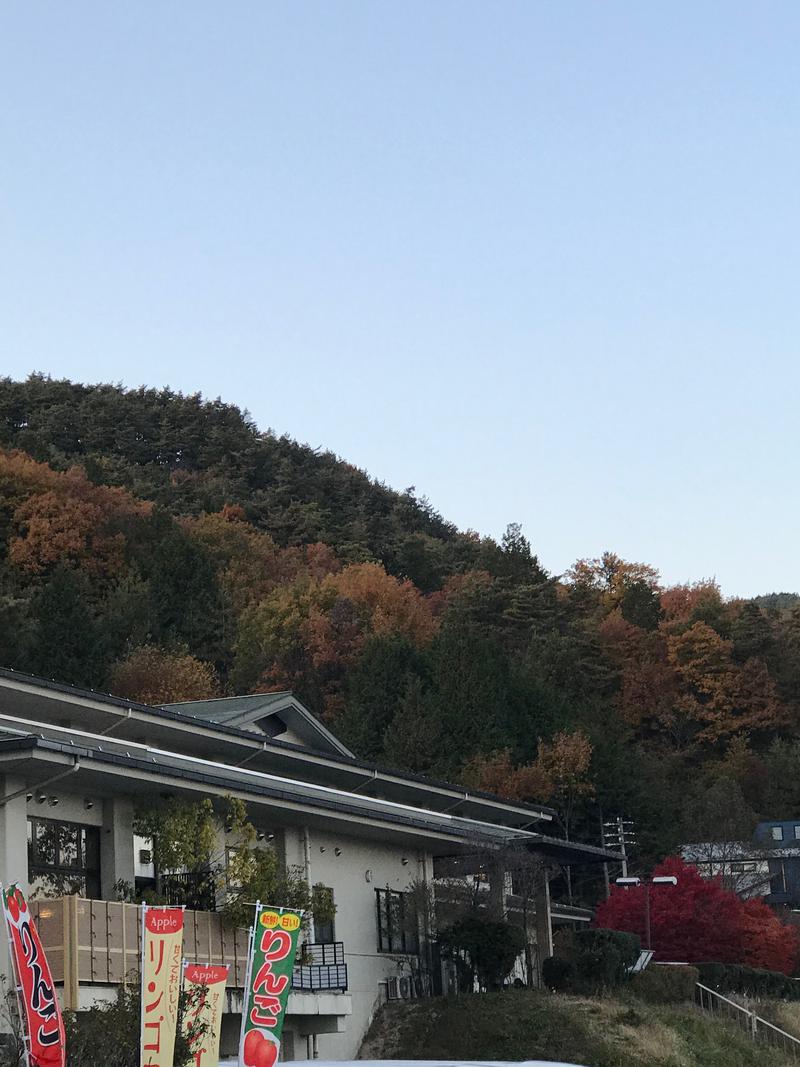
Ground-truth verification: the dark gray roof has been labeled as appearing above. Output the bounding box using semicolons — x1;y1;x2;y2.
0;666;557;826
0;732;621;864
162;692;353;757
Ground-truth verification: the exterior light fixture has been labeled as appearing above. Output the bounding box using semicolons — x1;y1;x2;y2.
25;793;33;803
83;798;94;810
319;846;326;854
615;873;679;949
36;793;47;804
334;848;342;857
401;857;409;866
48;796;59;807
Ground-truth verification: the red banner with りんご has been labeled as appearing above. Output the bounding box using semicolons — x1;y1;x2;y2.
140;906;184;1067
2;883;66;1067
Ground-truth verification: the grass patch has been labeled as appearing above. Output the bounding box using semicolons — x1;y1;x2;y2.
359;990;791;1066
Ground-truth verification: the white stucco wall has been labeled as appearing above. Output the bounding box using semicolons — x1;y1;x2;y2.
283;824;432;1060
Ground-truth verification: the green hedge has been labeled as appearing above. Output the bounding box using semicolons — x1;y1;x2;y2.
572;929;641;990
575;929;641;971
696;962;800;1000
543;929;642;994
630;965;699;1003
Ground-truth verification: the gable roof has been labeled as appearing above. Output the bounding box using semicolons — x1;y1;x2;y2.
162;692;354;758
0;666;556;829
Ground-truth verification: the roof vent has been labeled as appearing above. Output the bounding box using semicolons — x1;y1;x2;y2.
256;714;287;738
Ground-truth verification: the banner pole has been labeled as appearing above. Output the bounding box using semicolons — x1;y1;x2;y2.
139;903;147;1067
237;899;259;1066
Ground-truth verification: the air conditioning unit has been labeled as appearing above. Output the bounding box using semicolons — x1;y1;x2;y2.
398;976;414;1000
386;977;401;1000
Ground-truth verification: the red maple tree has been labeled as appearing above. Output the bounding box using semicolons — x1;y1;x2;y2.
596;856;798;975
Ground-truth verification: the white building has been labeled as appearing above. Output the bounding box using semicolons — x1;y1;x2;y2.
0;668;616;1059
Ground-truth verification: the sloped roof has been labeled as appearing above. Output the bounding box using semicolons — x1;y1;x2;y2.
0;666;556;828
162;692;354;758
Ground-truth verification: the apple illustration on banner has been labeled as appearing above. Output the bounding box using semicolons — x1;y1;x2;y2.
243;1029;279;1067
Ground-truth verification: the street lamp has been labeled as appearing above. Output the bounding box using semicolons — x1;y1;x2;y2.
615;875;678;950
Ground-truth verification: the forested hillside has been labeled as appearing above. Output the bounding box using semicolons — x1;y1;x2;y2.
2;375;800;901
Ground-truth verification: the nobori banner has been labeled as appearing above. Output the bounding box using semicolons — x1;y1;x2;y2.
183;962;229;1067
239;907;303;1067
140;906;184;1067
2;883;66;1067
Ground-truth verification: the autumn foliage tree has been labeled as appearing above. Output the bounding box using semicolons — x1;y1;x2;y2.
596;856;798;974
7;378;800;900
463;731;594;839
109;646;219;706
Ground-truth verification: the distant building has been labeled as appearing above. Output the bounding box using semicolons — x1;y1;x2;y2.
682;819;800;910
755;820;800;909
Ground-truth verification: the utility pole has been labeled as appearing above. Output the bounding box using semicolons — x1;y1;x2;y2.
603;816;636;879
616;875;678;950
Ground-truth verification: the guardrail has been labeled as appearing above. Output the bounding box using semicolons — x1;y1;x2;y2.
696;981;800;1061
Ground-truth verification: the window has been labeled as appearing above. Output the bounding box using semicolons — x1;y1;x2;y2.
772;826;784;842
770;860;788;895
376;889;418;954
794;826;800;841
27;817;101;898
314;887;335;944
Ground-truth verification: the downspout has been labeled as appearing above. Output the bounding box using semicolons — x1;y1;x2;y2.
0;757;81;807
235;742;268;768
350;769;379;793
99;708;132;736
302;826;315;941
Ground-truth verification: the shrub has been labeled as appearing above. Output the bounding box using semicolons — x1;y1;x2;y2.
439;917;525;990
575;929;641;973
630;964;699;1003
561;928;642;992
695;961;800;1001
64;983;207;1067
542;956;576;992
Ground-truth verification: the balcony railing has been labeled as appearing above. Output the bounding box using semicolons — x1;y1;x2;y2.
294;942;348;992
29;897;348;1009
160;871;217;912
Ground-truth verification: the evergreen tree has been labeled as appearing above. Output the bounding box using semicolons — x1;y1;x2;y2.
337;634;425;760
731;602;773;664
29;566;102;686
382;676;442;774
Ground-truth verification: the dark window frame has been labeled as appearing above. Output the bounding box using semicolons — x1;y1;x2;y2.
27;816;101;899
314;886;335;945
375;888;418;954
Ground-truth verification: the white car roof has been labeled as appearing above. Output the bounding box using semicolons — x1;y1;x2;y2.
220;1061;588;1067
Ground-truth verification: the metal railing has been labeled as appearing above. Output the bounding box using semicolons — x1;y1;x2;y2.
292;943;347;990
293;941;348;992
303;941;344;966
696;982;800;1061
160;872;217;911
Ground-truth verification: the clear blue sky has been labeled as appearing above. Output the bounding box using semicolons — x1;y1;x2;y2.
2;3;798;598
